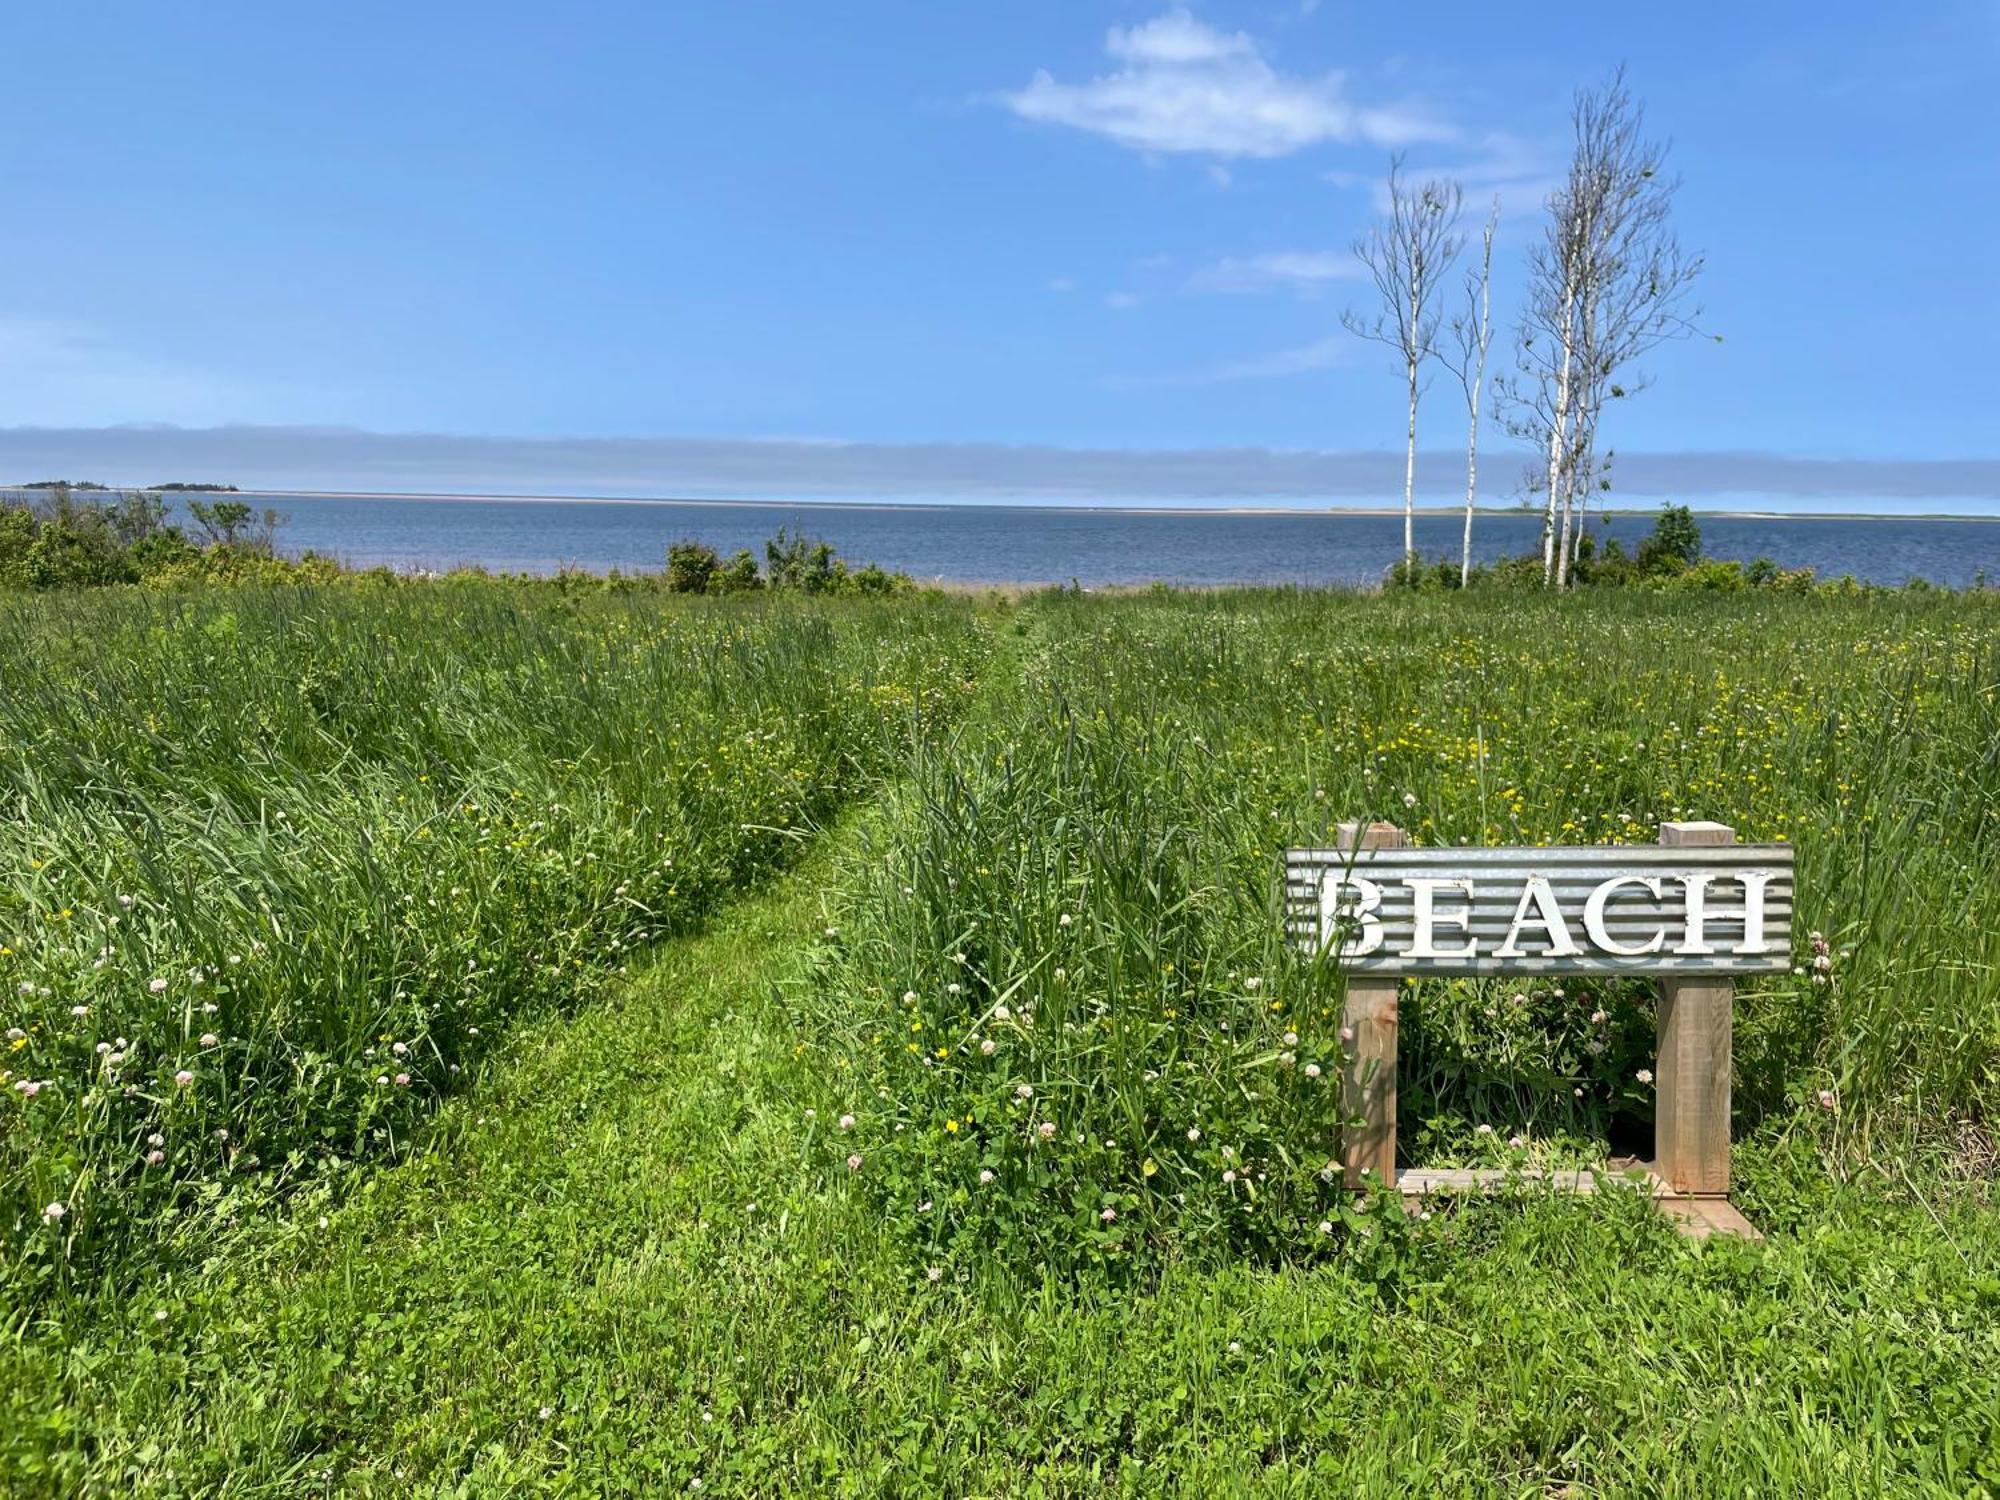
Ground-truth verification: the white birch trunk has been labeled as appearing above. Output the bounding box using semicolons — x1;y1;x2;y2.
1540;311;1574;586
1403;356;1418;568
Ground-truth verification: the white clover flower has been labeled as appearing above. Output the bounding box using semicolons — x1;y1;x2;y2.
147;978;168;994
979;1039;997;1056
1319;1220;1334;1235
946;983;962;996
1058;914;1073;928
901;991;918;1005
926;1266;943;1283
1283;1031;1298;1047
394;1073;410;1087
1221;1169;1236;1184
1099;1207;1116;1223
1014;1083;1033;1099
174;1070;194;1088
1636;1069;1654;1086
145;1149;165;1165
1304;1063;1321;1080
391;1041;408;1056
1590;1010;1608;1025
846;1153;863;1171
42;1201;65;1223
200;1033;218;1048
148;1132;164;1146
70;1005;90;1018
978;1169;995;1185
1186;1126;1201;1142
838;1114;856;1130
1036;1121;1057;1140
1402;792;1418;808
1244;977;1262;992
1475;1123;1494;1136
1339;1025;1355;1043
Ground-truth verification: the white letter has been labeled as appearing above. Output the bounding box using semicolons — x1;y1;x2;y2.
1407;877;1477;959
1495;873;1579;958
1583;875;1665;956
1676;873;1716;954
1734;871;1775;954
1321;873;1384;958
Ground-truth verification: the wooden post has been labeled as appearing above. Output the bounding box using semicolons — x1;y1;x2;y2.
1656;821;1734;1195
1337;820;1405;1189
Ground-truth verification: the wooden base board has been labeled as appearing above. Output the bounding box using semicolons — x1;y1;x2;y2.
1387;1162;1763;1242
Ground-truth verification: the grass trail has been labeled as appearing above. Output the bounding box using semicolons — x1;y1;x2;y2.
5;766;1997;1493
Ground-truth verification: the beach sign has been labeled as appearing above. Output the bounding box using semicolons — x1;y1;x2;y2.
1287;820;1790;1237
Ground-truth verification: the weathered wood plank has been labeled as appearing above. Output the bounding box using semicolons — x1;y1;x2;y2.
1338;820;1403;1190
1655;822;1736;1195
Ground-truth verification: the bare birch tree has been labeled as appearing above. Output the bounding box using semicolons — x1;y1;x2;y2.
1503;68;1704;586
1440;199;1498;587
1343;157;1463;570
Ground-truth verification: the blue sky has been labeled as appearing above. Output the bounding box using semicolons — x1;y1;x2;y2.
3;1;1996;509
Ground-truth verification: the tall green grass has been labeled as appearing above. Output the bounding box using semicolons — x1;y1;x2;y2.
0;583;987;1289
812;589;1999;1272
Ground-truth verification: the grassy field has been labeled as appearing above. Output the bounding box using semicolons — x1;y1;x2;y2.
3;582;1998;1494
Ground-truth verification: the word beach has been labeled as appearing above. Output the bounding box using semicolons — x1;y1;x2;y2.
1288;839;1796;977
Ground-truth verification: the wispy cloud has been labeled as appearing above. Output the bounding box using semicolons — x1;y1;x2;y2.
0;425;1992;508
1183;250;1360;295
1002;7;1450;159
1329;132;1560;218
0;317;301;427
1103;334;1348;389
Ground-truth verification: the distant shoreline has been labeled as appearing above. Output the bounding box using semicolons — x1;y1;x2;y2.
208;488;2000;523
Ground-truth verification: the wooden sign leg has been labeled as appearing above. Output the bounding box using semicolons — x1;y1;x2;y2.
1655;822;1734;1196
1336;821;1405;1190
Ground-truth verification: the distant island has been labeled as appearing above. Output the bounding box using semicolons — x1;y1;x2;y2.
13;479;238;493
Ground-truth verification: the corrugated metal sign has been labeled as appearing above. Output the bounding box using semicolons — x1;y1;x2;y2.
1286;843;1796;977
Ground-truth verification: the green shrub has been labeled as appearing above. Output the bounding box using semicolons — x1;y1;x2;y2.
666;539;720;593
1636;503;1702;574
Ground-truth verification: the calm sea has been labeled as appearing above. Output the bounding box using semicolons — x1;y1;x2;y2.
184;495;2000;589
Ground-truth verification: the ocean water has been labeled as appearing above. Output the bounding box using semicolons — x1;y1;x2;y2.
165;495;2000;588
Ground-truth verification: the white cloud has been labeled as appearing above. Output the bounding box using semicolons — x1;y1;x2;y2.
1003;7;1449;160
1106;10;1254;66
1184;250;1360;295
1104;291;1141;310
